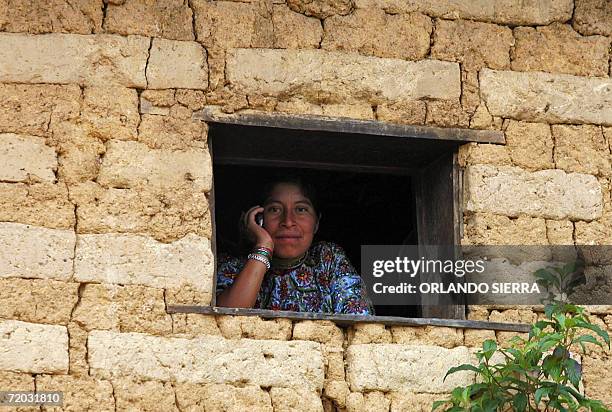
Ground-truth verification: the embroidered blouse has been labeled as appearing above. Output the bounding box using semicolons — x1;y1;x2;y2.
216;241;373;315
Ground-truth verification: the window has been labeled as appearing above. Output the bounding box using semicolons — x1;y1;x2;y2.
169;111;515;328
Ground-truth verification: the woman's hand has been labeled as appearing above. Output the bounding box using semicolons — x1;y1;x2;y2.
242;205;274;251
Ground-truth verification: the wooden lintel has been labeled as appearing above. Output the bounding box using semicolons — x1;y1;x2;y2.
193;108;506;144
167;305;530;332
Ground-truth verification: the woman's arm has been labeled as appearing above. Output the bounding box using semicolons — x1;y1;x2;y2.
215;257;268;308
216;206;274;308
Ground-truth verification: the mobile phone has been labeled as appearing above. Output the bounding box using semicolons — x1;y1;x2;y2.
255;213;264;227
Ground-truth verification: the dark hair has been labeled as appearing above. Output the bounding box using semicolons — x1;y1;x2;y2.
258;175;319;213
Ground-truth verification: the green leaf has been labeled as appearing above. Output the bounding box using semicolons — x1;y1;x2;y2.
552;346;569;360
534;268;559;288
543;355;562;381
512;392;528;412
554;313;567;329
575;320;610;347
482;340;497;361
535;387;549;404
563;358;582;389
431;400;447;411
444;364;481;381
545;303;556;319
573;334;603;349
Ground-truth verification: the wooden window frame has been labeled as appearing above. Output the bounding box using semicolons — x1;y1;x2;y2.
166;111;525;332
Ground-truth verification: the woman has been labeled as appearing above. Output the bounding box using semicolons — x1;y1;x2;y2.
216;177;373;314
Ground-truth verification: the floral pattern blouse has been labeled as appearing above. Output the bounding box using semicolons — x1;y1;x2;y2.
216;241;373;315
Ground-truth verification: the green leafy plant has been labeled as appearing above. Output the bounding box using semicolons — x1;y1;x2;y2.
433;261;610;412
433;301;610;411
533;260;585;305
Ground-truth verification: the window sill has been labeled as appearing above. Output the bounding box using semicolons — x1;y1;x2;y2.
167;305;530;332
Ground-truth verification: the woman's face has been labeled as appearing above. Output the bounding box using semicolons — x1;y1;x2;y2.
263;183;318;259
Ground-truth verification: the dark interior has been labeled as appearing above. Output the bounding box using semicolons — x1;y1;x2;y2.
209;122;462;317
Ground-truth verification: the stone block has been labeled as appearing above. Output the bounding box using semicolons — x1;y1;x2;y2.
363;391;390;412
553;125;611;177
346;344;474;392
375;101;426;125
0;33;148;87
71;283;173;335
346;392;365;412
67;322;89;376
0;371;35;392
389;392;441;412
390;326;463;349
0;84;80;136
583;355;612;408
192;0;273;48
322;10;431;60
147;39;208;90
0;278;78;325
466;305;489;321
463;214;548;246
88;331;325;390
287;0;352;18
271;387;323;412
97;140;212;190
275;99;374;119
0;183;74;229
82;86;139;141
216;316;292;340
324;380;349;408
573;0;612;36
227;49;460;104
489;309;536;324
464;165;603;221
463;329;496;347
292;320;345;347
36;375;114;412
51;120;106;184
141;89;176;107
354;0;573;25
170;314;222;338
176;89;207;111
426;99;470;128
273;4;323;49
458;143;511;167
322;346;346;380
138;112;207;150
71;182;212;242
0;222;75;281
546;220;574;245
75;232;213;291
165;284;212;307
431;19;512;70
575;214;612;245
511;23;609;77
112;378;178;411
0;320;68;374
0;0;103;34
0;134;57;183
176;383;272;412
349;323;392;344
104;0;194;40
480;69;612;126
504;121;554;171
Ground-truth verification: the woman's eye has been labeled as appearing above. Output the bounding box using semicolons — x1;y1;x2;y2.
267;206;281;213
296;206;309;213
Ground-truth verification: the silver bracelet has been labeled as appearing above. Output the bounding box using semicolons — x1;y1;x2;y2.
247;253;271;270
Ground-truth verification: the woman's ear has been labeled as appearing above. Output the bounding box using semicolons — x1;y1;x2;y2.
314;213;322;233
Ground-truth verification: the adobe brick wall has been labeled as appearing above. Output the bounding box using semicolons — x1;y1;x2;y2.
0;0;610;410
